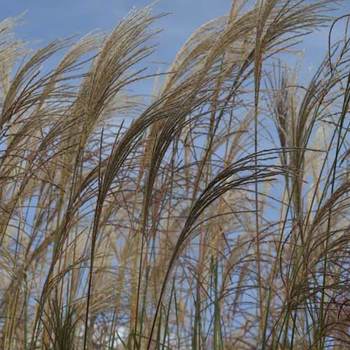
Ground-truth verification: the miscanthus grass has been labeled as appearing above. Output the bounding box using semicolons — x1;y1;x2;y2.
1;0;350;348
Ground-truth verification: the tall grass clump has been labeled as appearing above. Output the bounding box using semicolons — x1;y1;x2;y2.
1;0;350;348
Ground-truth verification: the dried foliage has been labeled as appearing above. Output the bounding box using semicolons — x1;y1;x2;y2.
1;0;350;349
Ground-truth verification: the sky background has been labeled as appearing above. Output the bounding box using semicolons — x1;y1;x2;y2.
1;0;350;83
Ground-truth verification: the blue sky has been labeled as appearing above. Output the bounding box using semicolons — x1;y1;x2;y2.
1;0;350;82
1;0;231;66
